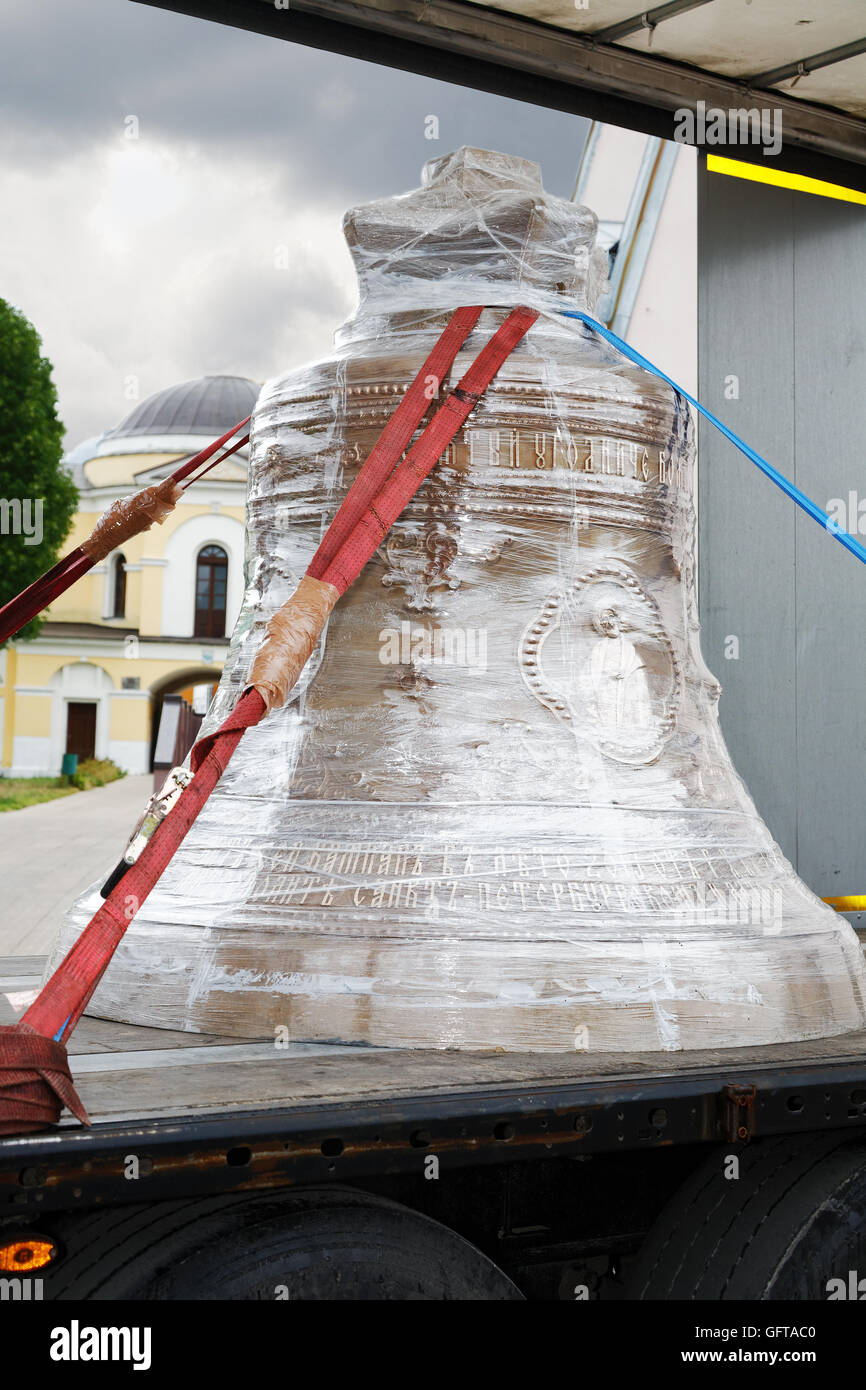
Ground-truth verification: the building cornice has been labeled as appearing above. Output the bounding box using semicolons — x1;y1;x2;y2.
76;482;247;512
13;633;229;662
94;432;247;458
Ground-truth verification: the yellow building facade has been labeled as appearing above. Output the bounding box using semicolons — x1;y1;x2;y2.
0;374;258;776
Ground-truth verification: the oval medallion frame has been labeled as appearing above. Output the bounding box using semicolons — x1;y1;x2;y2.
519;561;681;765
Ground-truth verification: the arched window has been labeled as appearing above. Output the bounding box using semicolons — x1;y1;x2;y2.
112;553;127;619
194;545;228;638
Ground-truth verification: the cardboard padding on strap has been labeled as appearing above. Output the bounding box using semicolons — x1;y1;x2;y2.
80;478;183;561
246;576;341;713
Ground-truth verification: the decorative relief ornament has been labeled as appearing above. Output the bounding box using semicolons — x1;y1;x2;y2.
519;561;680;765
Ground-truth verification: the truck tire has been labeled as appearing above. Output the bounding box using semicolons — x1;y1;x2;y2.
44;1187;523;1301
628;1132;866;1300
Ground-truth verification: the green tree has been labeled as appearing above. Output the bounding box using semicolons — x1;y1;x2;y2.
0;298;78;643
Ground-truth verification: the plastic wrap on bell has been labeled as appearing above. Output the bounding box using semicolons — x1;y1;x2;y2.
49;147;866;1052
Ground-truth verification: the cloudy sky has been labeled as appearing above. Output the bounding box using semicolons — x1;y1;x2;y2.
0;0;589;449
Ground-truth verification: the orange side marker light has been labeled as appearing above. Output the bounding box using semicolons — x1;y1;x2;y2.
0;1237;57;1271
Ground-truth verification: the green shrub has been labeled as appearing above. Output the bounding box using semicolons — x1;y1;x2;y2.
71;758;126;791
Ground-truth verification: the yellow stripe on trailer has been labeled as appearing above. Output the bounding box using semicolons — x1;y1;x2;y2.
707;155;866;207
823;897;866;912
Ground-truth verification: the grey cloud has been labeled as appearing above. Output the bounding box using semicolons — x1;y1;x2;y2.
1;0;587;198
1;0;588;446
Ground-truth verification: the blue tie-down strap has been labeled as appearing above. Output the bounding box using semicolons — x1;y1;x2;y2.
562;309;866;568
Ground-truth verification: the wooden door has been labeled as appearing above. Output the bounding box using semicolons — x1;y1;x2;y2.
65;702;97;762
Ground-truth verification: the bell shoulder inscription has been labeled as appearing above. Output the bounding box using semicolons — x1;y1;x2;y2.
337;429;686;489
468;430;683;486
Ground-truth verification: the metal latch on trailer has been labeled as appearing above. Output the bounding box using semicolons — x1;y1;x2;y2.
721;1083;757;1142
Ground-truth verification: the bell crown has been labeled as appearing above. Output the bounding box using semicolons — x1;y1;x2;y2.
342;145;608;314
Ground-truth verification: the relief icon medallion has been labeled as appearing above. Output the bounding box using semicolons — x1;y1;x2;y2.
519;562;680;765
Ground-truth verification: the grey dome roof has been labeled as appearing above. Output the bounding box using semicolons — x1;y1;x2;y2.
107;374;259;439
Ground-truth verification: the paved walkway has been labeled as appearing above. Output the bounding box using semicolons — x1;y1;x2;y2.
0;774;152;956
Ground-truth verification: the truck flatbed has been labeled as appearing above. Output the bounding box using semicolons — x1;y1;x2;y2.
4;954;866;1219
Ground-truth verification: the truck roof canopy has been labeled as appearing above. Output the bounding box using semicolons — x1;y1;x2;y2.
138;0;866;184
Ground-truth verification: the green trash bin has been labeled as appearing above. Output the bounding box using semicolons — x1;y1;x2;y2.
61;753;78;779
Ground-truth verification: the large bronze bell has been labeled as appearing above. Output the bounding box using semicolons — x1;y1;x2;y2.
54;147;866;1051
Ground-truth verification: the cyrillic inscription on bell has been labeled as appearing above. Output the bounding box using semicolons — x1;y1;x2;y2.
53;147;866;1051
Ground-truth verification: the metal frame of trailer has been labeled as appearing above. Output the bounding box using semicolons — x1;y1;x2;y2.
3;952;866;1298
2;958;866;1215
135;0;866;188
3;1048;866;1214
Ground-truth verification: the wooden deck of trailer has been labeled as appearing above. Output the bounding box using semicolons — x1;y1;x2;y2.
4;955;866;1129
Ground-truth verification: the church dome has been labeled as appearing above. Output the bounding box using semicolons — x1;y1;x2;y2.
107;374;259;439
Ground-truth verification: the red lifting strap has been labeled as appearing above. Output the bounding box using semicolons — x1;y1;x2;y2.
0;305;538;1135
308;304;483;581
0;422;252;647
